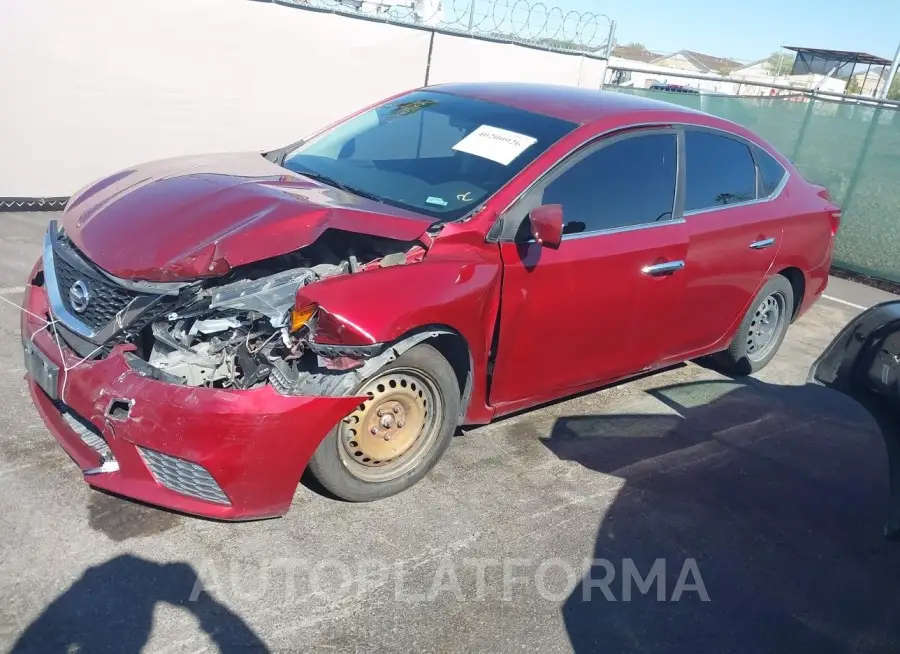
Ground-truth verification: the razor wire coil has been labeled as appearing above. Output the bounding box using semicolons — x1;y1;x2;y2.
279;0;613;53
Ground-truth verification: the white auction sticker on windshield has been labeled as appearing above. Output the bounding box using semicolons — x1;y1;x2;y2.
452;125;538;166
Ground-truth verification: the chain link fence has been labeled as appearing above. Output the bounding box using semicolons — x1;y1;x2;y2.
277;0;614;54
607;81;900;283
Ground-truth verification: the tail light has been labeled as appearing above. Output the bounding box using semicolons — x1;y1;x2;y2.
813;184;840;236
827;207;842;236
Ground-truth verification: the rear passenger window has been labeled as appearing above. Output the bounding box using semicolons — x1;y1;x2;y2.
685;131;757;212
541;132;677;233
755;147;787;196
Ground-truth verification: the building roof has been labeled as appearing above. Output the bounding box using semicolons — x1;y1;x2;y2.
783;46;892;67
611;47;743;74
430;82;704;124
850;68;888;79
652;50;743;73
611;46;665;63
728;58;769;73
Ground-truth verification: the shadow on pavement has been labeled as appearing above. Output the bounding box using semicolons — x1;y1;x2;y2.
543;377;900;654
12;554;269;653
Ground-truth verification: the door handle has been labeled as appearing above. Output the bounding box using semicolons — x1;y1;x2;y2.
641;260;685;276
749;237;775;250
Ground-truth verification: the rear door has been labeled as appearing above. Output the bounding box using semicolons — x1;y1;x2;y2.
663;128;785;358
488;128;689;409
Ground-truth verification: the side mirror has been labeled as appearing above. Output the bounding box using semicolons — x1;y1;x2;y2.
529;204;564;249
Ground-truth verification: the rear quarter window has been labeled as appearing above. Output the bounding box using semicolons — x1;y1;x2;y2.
755;147;788;197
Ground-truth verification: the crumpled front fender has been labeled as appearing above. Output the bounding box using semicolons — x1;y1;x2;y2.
299;258;500;347
295;239;502;424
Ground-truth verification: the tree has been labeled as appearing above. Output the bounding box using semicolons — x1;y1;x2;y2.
623;41;646;50
387;99;436;117
534;37;580;51
846;77;862;95
889;74;900;101
763;51;794;77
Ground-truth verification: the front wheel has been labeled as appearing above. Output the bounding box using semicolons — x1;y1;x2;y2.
713;275;794;376
308;343;460;502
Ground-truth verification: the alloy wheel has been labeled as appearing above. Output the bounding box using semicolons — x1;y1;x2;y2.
746;291;787;362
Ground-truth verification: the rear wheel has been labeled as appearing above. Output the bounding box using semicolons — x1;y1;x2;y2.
308;344;460;502
713;275;794;376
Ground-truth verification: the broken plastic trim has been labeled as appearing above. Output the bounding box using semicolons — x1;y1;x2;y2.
124;353;186;385
84;460;121;476
271;331;451;397
105;398;134;421
209;267;317;327
307;342;384;359
151;322;221;368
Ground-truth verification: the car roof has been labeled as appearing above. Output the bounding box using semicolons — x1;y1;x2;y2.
428;82;706;125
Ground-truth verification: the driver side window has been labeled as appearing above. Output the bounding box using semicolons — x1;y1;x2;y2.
540;131;678;235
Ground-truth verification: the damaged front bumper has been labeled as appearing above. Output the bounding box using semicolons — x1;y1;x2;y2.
22;281;363;520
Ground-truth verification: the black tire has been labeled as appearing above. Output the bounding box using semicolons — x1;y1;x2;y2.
308;343;460;502
713;275;794;376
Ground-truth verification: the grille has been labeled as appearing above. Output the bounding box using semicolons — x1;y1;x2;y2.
53;239;146;333
54;401;112;461
138;447;231;505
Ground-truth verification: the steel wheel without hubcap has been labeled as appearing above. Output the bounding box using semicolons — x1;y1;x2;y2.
338;368;442;483
746;291;786;363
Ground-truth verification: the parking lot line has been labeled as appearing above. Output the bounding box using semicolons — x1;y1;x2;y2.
822;294;867;310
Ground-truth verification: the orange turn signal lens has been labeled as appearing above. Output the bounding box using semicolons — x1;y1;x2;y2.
289;304;317;332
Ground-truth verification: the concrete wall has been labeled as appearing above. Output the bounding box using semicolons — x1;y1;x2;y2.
0;0;607;198
427;33;608;88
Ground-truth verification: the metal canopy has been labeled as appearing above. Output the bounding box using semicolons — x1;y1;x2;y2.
783;46;893;68
783;46;893;95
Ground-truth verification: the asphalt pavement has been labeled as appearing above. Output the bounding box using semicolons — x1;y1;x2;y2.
1;212;899;653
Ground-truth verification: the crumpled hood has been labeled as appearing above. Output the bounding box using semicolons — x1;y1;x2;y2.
61;152;436;281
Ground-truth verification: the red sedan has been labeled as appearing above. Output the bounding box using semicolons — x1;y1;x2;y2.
21;83;840;518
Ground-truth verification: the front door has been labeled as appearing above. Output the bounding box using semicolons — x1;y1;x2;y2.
488;128;689;411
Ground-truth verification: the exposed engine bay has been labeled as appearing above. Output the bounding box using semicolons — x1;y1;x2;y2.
49;227;427;392
140;230;427;389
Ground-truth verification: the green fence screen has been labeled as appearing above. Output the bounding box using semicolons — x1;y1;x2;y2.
608;88;900;283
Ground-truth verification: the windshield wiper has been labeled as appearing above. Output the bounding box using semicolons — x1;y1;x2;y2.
296;170;386;204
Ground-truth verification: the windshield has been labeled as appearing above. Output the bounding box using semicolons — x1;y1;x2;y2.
281;90;576;222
